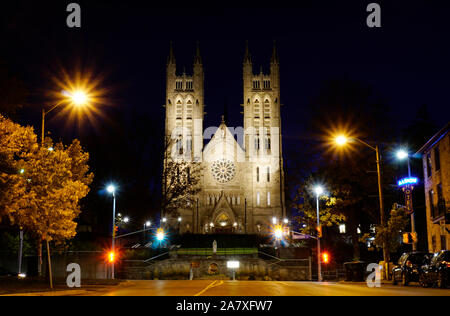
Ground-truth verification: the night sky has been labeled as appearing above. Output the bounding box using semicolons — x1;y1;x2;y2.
1;1;449;233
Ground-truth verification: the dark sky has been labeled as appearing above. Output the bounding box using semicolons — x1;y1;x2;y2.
1;1;449;230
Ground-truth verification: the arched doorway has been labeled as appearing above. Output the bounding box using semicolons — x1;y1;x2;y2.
213;212;234;234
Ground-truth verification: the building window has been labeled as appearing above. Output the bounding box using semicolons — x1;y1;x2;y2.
255;136;260;151
267;192;271;206
186;138;192;154
426;153;432;178
441;235;447;250
253;80;261;89
186;80;193;90
256;167;260;182
429;190;435;218
434;146;441;171
256;192;261;206
176;81;183;90
265;136;271;150
263;80;271;89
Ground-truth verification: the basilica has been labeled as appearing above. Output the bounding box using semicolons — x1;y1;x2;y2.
163;42;285;235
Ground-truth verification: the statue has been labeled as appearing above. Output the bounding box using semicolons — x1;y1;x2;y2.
213;240;217;254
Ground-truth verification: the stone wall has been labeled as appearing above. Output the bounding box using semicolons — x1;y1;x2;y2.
120;257;311;281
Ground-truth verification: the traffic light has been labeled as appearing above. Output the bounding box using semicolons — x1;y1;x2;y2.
156;228;166;241
411;232;418;243
108;251;116;263
322;252;329;264
403;233;413;244
316;225;322;238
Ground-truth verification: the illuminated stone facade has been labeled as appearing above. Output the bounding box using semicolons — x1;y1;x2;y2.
163;42;285;234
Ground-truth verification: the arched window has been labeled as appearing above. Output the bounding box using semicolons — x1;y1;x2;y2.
267;167;270;182
267;192;271;206
256;167;260;182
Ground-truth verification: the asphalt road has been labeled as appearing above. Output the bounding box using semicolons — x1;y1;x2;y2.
8;280;450;296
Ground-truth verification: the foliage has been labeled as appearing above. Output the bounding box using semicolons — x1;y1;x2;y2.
161;137;202;217
0;231;34;255
0;115;93;244
373;204;409;253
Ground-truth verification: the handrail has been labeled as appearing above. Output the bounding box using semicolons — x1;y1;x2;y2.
143;252;169;263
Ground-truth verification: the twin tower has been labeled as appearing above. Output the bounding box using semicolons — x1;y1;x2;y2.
163;41;285;234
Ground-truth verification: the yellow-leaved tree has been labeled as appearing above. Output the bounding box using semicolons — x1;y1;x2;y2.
0;115;93;287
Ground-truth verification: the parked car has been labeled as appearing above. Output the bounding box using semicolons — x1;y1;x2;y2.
392;252;432;286
419;250;450;288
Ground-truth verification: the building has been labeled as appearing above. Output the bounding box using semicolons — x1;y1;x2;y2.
163;42;285;234
417;122;450;252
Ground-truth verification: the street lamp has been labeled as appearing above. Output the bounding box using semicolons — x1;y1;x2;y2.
143;221;151;242
335;135;388;268
396;148;417;251
41;89;89;145
314;185;324;282
106;184;116;279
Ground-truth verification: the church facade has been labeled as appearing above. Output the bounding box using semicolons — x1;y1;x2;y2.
163;42;285;235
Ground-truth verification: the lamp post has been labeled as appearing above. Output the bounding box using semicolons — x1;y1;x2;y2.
314;185;324;282
41;90;89;145
396;149;417;251
107;184;116;279
144;221;151;242
335;136;388;268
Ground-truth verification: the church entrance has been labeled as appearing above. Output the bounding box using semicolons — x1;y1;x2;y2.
213;212;234;234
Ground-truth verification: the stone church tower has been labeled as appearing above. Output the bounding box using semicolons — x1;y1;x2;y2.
163;41;285;235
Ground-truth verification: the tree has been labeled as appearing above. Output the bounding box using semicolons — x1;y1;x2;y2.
161;137;202;219
373;204;409;254
288;78;398;261
0;115;93;287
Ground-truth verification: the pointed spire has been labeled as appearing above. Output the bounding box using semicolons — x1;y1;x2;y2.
167;41;176;65
271;40;279;64
194;41;202;64
243;40;252;64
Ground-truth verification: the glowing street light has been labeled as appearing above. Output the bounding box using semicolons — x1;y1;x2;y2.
156;228;166;242
396;149;408;161
395;147;417;251
123;217;130;224
335;135;348;146
41;89;90;145
314;185;325;282
107;183;117;279
314;185;324;196
71;91;89;106
332;133;388;269
274;225;283;240
145;221;151;227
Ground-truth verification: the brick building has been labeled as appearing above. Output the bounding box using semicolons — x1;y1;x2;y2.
417;122;450;252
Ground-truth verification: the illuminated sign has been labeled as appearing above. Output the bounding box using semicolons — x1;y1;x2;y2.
227;261;240;269
398;177;418;187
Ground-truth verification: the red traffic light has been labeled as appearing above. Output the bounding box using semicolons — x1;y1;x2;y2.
108;251;116;263
322;252;330;264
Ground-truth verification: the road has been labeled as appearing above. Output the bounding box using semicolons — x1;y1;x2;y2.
7;280;450;296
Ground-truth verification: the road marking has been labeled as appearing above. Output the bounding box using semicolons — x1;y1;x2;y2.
194;280;224;296
277;281;291;286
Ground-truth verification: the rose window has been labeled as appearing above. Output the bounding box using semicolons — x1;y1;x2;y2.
211;159;236;183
